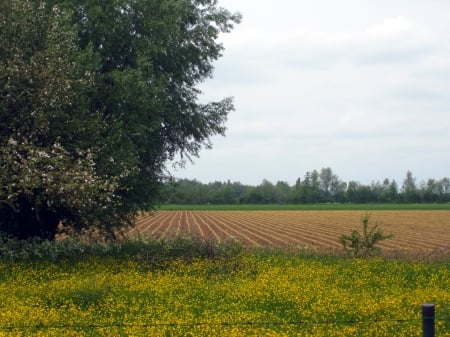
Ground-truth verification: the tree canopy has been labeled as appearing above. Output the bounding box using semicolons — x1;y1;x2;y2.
0;0;240;240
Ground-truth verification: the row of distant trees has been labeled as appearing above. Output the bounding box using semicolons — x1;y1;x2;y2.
163;168;450;204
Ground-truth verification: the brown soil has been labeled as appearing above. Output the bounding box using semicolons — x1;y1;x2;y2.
131;210;450;257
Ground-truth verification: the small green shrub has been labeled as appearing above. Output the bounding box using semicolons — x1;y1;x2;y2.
340;212;393;258
134;234;243;268
0;234;243;265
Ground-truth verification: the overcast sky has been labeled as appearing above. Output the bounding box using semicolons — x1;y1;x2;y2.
171;0;450;186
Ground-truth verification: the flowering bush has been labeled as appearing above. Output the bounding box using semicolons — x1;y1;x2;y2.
0;1;133;239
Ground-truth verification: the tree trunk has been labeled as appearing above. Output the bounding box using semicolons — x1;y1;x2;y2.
0;196;59;241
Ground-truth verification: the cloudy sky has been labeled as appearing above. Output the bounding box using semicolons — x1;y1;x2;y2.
172;0;450;186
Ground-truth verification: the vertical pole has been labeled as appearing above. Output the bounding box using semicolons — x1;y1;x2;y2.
422;303;435;337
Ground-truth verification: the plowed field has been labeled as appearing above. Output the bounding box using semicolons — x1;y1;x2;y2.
131;210;450;252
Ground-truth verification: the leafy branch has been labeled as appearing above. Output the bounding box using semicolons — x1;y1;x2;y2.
341;212;393;257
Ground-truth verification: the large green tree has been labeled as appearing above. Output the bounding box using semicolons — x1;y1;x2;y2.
0;0;240;240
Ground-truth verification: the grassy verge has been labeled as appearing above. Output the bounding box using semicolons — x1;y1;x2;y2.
158;203;450;211
0;237;449;336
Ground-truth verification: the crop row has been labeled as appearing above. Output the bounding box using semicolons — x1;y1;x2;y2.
132;210;450;252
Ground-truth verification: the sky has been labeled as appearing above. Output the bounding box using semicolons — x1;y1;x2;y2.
171;0;450;186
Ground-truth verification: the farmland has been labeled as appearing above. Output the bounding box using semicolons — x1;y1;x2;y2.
132;210;450;255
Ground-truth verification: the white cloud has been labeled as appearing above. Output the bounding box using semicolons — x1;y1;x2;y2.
179;0;450;185
366;16;414;37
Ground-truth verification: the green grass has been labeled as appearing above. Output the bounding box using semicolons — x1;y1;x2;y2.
159;203;450;211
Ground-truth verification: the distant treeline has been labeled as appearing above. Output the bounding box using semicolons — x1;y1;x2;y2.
163;168;450;204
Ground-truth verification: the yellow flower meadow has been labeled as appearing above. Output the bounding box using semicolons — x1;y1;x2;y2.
0;255;449;336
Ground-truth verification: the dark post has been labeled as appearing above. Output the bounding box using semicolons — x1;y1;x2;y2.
422;303;435;337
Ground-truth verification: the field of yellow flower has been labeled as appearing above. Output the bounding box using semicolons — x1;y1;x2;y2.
0;253;449;336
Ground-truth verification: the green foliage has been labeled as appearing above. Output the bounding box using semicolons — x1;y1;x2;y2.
163;170;450;206
0;234;243;264
1;0;240;239
340;212;393;258
0;1;121;239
